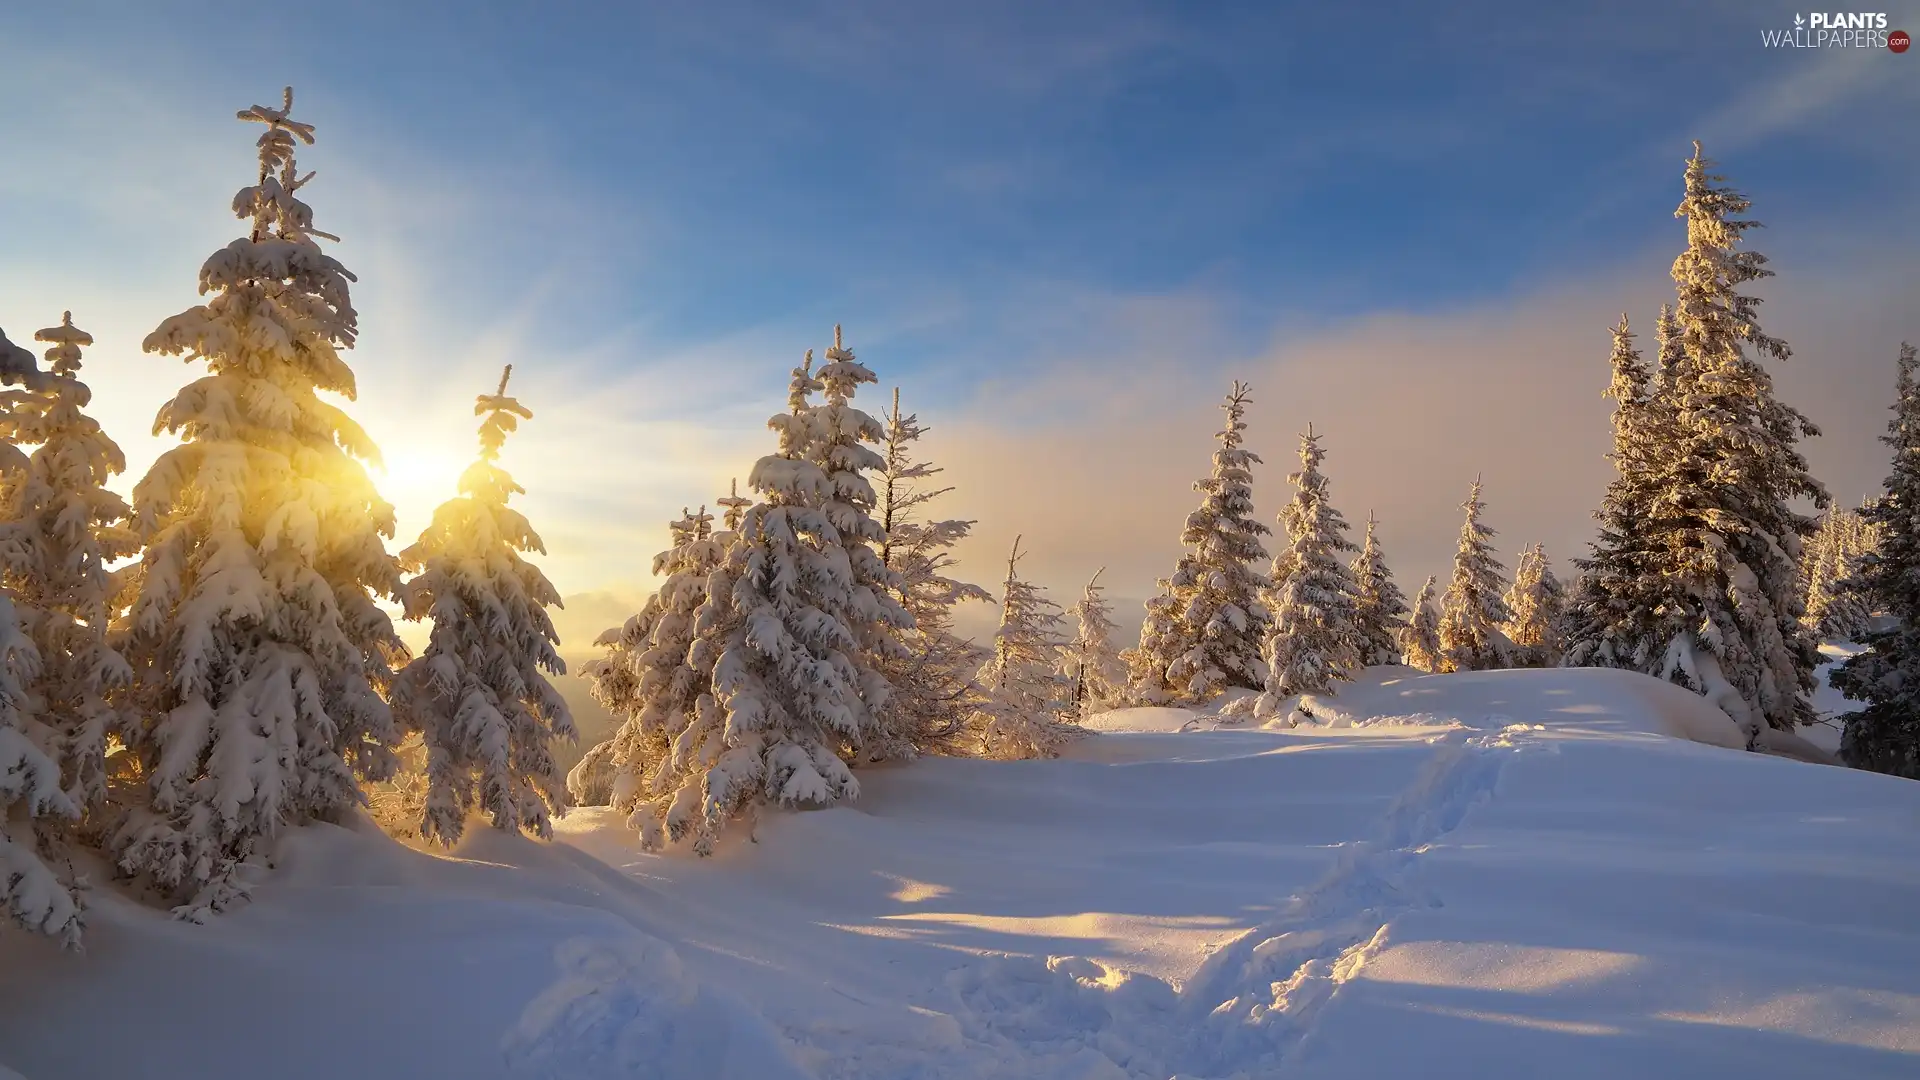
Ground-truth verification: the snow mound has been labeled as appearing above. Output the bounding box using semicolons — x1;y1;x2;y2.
502;935;806;1080
1289;665;1747;748
1079;706;1200;733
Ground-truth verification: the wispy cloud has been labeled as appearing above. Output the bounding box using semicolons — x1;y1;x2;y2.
1690;42;1919;155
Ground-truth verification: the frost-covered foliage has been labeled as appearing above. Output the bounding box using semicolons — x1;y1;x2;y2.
1438;479;1515;673
873;388;991;758
1653;145;1827;742
1126;382;1270;705
391;367;574;847
1402;575;1443;674
0;314;138;830
683;329;912;853
1503;543;1566;668
972;537;1072;759
1801;505;1877;642
569;499;729;847
1060;567;1126;718
1571;145;1825;746
0;326;87;944
1348;513;1408;668
1564;313;1679;671
0;593;81;944
1833;343;1920;778
111;90;408;918
1255;428;1361;715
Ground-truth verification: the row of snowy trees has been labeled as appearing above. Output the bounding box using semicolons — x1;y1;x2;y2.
0;91;577;944
1117;139;1920;776
1800;503;1879;642
565;340;1130;854
1122;383;1572;721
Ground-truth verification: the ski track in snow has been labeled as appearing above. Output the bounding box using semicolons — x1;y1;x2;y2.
905;718;1539;1080
500;717;1538;1080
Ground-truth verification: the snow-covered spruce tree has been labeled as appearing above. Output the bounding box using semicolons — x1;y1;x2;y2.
1402;575;1443;674
111;89;408;917
1125;381;1271;704
1254;427;1361;718
1502;543;1566;668
1348;513;1409;668
1564;314;1671;670
1125;589;1186;705
0;327;83;944
1634;143;1828;744
568;501;727;844
872;387;992;758
972;536;1072;759
1437;478;1515;673
1802;505;1875;641
390;367;575;846
1060;567;1126;719
685;331;912;854
1832;343;1920;777
0;314;138;831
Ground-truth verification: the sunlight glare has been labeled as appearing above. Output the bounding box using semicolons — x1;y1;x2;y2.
374;439;474;539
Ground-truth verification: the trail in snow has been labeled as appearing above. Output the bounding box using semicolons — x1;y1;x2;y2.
931;719;1539;1080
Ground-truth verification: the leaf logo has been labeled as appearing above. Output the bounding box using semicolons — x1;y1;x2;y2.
1794;12;1805;25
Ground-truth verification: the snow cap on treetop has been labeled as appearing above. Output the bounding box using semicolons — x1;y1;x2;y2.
719;477;752;531
34;312;92;377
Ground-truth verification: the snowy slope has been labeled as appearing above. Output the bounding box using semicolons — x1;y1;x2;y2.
3;667;1918;1079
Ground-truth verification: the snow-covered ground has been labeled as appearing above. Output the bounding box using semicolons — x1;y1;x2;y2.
4;666;1918;1079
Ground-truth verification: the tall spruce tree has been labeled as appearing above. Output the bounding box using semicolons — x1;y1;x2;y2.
1255;427;1361;716
0;328;83;943
1437;478;1514;673
1564;313;1678;670
1832;343;1920;777
0;314;138;828
112;90;408;917
972;536;1071;759
1126;382;1271;704
1060;567;1126;719
1402;575;1443;674
873;387;991;759
1349;513;1409;668
1638;142;1827;744
391;367;575;847
1567;146;1827;751
687;330;911;854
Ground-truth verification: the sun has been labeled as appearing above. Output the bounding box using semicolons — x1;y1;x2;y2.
372;440;474;537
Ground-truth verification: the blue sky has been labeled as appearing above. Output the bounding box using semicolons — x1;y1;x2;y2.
1;0;1915;649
